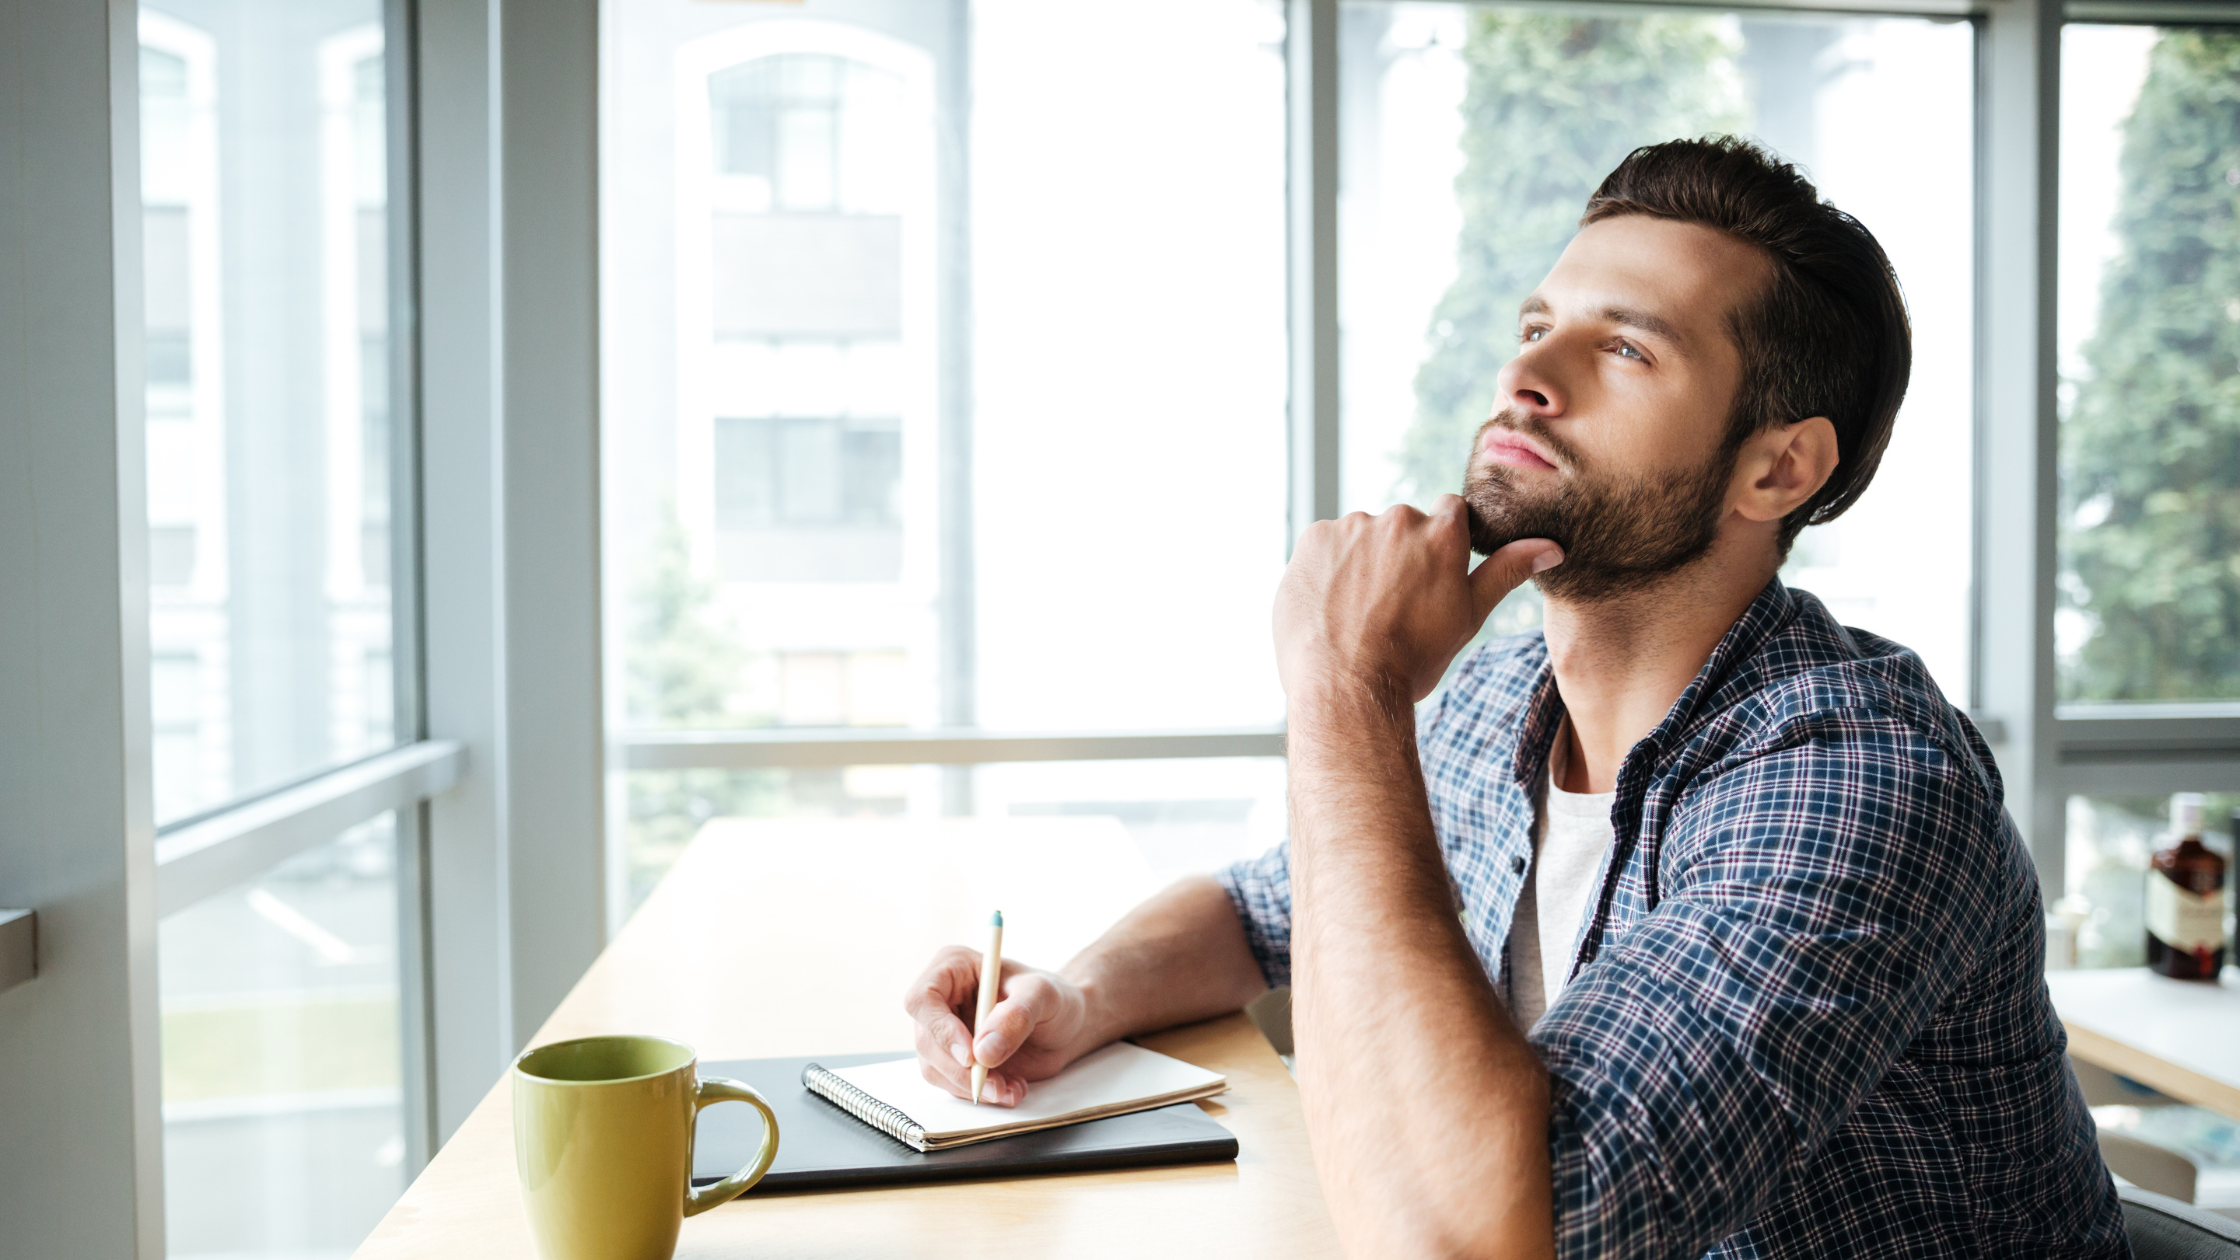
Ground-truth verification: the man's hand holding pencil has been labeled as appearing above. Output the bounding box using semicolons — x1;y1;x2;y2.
903;926;1100;1108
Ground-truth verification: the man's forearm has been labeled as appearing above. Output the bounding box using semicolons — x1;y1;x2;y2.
1290;682;1553;1260
1061;875;1269;1048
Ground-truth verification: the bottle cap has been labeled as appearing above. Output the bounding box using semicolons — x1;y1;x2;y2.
2171;792;2206;835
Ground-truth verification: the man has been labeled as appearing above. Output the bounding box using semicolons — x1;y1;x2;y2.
904;138;2127;1258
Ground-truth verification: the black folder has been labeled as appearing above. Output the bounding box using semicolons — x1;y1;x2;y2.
690;1053;1239;1194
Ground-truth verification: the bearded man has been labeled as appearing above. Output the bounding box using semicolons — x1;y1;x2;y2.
902;138;2127;1258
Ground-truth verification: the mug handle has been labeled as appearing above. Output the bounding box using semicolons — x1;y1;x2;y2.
684;1076;780;1217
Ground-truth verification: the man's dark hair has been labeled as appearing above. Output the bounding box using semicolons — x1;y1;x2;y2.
1581;136;1911;551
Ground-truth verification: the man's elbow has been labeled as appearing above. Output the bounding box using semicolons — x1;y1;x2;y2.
1375;1203;1553;1260
1358;1142;1554;1260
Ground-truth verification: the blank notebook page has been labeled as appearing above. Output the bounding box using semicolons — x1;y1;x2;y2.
828;1041;1226;1148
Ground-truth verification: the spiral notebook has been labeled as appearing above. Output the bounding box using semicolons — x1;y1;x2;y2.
690;1048;1236;1193
803;1041;1228;1152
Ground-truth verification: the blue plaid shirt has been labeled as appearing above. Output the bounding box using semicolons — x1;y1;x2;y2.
1220;580;2127;1259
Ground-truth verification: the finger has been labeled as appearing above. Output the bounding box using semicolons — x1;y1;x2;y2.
979;1070;1028;1108
920;1052;974;1101
900;946;980;1021
902;949;983;1069
914;1020;976;1097
918;1005;977;1070
972;972;1064;1069
1430;494;1483;566
924;1051;1026;1106
1469;537;1564;622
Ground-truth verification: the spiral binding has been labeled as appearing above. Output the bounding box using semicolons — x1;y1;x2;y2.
801;1062;930;1152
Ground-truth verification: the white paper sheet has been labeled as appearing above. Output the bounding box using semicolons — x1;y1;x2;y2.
831;1040;1226;1141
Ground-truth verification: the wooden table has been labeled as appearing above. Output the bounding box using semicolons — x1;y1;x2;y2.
355;817;1340;1259
2047;965;2240;1120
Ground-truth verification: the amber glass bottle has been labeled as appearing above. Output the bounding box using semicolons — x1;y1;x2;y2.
2146;793;2228;980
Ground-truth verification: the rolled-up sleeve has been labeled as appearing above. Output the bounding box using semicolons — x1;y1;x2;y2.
1530;706;2011;1259
1216;842;1294;988
1220;671;1475;991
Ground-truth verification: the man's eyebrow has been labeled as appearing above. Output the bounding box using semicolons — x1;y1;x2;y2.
1517;296;1690;353
1599;305;1687;348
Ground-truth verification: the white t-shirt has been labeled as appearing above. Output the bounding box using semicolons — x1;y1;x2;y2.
1505;731;1617;1030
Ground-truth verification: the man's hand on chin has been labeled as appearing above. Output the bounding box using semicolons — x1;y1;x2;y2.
1273;494;1562;707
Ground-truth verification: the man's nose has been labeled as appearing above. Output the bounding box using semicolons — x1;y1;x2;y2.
1495;351;1565;419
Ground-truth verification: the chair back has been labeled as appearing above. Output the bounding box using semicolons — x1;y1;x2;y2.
2122;1185;2240;1260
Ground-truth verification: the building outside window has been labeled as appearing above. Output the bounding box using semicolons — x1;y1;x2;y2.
140;3;397;828
604;0;1291;908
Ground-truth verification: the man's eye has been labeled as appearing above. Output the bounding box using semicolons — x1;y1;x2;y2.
1614;342;1645;361
1521;326;1547;343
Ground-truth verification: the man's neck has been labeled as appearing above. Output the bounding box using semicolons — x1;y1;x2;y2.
1540;540;1778;794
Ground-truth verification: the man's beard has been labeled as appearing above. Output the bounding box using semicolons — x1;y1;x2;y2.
1463;409;1738;602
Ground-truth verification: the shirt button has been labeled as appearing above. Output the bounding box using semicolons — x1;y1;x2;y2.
1510;855;1527;875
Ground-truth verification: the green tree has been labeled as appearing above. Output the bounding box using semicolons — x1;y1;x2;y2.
2061;29;2240;702
622;508;781;912
628;509;749;728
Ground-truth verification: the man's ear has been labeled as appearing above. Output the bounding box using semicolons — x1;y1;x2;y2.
1732;416;1839;523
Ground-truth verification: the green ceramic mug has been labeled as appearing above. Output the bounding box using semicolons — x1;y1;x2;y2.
512;1034;779;1260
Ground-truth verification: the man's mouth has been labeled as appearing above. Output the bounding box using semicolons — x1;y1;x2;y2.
1479;430;1559;472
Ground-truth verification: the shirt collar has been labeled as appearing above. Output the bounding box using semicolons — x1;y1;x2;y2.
1508;577;1797;793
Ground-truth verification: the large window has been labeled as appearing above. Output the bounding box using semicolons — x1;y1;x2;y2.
2057;25;2240;704
1338;5;1975;694
597;4;2240;949
604;0;1288;909
2049;26;2240;1207
138;3;430;1255
2053;24;2240;965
